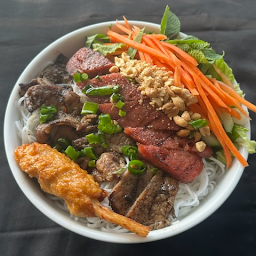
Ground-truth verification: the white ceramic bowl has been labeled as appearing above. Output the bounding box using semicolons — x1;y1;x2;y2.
4;21;249;243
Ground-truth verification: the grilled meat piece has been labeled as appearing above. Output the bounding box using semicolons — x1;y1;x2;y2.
138;144;203;184
14;142;150;237
86;73;180;131
66;47;114;78
109;166;154;216
24;84;82;114
126;171;178;229
39;54;73;85
92;152;126;182
124;127;213;158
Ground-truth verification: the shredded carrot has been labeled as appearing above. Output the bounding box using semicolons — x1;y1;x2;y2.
105;18;255;168
123;16;131;30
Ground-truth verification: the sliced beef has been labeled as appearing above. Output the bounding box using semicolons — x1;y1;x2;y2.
126;171;178;229
39;54;73;85
105;132;136;153
138;144;203;183
35;112;88;145
66;47;114;78
109;166;154;216
25;83;82;115
124;127;213;158
91;152;126;182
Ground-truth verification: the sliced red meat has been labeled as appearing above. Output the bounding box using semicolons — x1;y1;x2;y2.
66;47;113;78
138;144;203;183
124;127;213;158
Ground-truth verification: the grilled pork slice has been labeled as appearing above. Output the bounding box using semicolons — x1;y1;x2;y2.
126;171;178;229
138;144;203;184
85;73;180;131
124;127;213;158
66;47;114;78
109;167;154;216
109;167;178;229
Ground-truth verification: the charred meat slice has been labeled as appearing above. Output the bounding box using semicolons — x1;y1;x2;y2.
92;152;126;182
126;171;179;230
138;144;203;184
124;127;213;158
66;47;114;78
105;132;136;153
109;166;154;216
25;84;82;114
35;111;89;145
39;54;73;85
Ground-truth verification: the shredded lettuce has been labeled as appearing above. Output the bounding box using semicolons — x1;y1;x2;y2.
160;5;180;38
85;34;110;48
127;28;145;59
92;43;125;56
230;125;256;154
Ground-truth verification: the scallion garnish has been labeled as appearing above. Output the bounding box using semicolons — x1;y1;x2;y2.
84;85;120;96
64;145;80;161
88;160;96;167
110;93;123;103
115;100;125;109
118;110;126;117
81;101;99;115
128;160;146;175
39;106;57;123
189;119;208;129
97;114;122;134
86;133;100;144
80;147;98;160
73;71;89;83
122;146;138;160
95;75;102;81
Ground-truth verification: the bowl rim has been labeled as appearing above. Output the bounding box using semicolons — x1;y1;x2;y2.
4;20;249;243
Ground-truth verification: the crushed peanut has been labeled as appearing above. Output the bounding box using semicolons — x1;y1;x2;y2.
114;52;210;144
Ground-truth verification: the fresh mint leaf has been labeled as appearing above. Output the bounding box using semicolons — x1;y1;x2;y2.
92;43;125;56
160;5;180;38
127;28;145;59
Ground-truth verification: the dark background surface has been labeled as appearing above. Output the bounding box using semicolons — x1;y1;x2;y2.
1;0;256;255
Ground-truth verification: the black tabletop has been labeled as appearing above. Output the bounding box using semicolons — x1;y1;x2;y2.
1;0;256;255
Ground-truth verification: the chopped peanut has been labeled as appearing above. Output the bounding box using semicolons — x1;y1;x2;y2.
195;141;206;152
176;129;191;137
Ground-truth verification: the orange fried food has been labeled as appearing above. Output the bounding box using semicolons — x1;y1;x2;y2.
14;142;150;237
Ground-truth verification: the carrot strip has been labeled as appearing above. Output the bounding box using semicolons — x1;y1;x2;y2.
107;30;169;62
115;20;132;35
161;41;198;66
213;64;234;88
146;34;167;40
123;16;131;30
192;72;248;167
218;81;256;113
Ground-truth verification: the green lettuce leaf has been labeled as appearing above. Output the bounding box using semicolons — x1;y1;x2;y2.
160;5;180;38
92;43;125;56
230;125;256;154
127;28;145;59
85;34;110;48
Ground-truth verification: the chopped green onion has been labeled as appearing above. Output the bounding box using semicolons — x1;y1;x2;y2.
84;85;120;96
86;133;100;144
150;167;159;175
80;147;98;160
81;84;93;94
65;146;80;161
118;110;126;117
98;131;108;148
73;71;89;83
115;100;125;109
88;160;96;167
95;75;102;81
97;114;122;134
128;160;146;175
122;146;138;160
81;101;99;115
110;93;123;103
39;106;57;123
189;119;208;129
57;138;70;149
